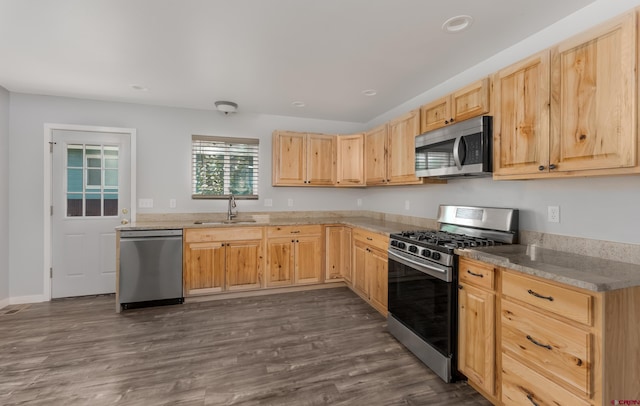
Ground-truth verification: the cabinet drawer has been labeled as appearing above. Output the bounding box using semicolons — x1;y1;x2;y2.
267;225;322;238
502;271;592;325
352;228;388;251
185;227;264;243
502;299;591;396
502;353;589;406
459;257;495;290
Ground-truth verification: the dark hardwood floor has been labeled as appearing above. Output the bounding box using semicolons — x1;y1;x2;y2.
0;287;490;405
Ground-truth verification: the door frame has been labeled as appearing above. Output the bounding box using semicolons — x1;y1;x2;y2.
43;123;137;301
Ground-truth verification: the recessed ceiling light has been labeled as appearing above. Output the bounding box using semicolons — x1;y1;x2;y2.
130;84;148;91
442;15;473;33
292;101;306;108
362;89;377;97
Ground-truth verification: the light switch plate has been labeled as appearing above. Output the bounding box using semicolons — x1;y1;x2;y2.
169;199;176;209
287;198;294;207
138;198;153;209
264;198;273;207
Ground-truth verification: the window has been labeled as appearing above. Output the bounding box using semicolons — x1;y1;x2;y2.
191;135;259;199
66;144;119;217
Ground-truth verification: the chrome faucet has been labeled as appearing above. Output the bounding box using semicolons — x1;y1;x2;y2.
227;194;237;221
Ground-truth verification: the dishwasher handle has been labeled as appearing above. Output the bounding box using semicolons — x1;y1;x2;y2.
120;229;183;239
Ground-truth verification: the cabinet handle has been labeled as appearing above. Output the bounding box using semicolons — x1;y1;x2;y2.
538;165;546;171
449;117;455;122
458;285;463;290
291;231;300;234
366;237;373;241
296;240;299;243
466;269;484;278
549;164;557;170
527;289;554;301
444;120;449;124
526;335;552;350
526;394;540;406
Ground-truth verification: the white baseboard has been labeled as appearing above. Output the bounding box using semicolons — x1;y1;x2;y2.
9;294;48;305
0;297;9;309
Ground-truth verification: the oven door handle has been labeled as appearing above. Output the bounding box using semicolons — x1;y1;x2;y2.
387;250;452;282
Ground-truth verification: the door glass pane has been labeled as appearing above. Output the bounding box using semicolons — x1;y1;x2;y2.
87;169;101;186
104;194;118;216
85;193;102;216
67;146;83;167
104;169;118;187
67;193;83;217
67;169;83;193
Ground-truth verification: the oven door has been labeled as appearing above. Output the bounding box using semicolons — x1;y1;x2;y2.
387;254;456;357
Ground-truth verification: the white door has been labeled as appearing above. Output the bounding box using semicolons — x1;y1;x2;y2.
51;129;131;298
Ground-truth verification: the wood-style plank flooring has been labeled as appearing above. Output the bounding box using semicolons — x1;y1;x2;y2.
0;287;490;405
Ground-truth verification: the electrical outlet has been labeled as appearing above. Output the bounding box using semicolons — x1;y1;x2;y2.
287;198;294;207
405;200;410;210
548;206;560;223
264;198;273;207
169;199;176;209
357;198;362;207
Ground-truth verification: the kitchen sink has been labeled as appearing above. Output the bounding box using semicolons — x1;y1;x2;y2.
193;219;257;225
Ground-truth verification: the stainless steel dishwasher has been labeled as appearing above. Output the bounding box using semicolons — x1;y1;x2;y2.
119;229;183;310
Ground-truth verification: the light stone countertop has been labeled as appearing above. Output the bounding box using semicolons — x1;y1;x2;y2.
457;244;640;292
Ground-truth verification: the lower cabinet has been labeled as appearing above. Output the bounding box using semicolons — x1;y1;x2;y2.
458;257;496;397
325;225;352;283
351;228;388;316
266;225;323;287
183;227;264;296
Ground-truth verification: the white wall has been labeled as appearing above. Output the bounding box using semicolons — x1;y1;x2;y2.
8;94;365;299
0;86;9;307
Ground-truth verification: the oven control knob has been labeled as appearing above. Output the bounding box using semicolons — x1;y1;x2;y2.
408;245;418;253
421;249;431;258
397;242;406;249
390;240;398;247
431;252;441;260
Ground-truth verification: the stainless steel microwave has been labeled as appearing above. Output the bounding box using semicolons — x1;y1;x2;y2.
415;115;492;178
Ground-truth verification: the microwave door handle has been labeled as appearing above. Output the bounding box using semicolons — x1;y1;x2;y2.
453;136;463;170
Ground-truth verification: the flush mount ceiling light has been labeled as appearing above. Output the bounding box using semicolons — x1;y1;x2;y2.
214;100;238;115
292;101;306;108
130;84;148;91
362;89;377;97
442;15;473;33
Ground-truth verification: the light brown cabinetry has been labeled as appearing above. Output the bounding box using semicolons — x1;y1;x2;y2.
183;227;264;296
458;258;496;397
266;225;323;287
336;133;365;186
351;228;388;316
420;78;490;133
272;131;335;186
325;226;352;283
494;11;638;179
365;110;425;186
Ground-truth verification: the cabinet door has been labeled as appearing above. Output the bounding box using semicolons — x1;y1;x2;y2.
451;78;490;123
550;11;636;172
306;134;335;185
226;240;262;290
352;240;369;297
420;95;450;133
325;226;352;282
458;283;495;395
336;134;365;186
367;247;388;316
266;238;294;287
272;131;306;185
364;124;388;185
493;51;550;176
294;235;323;284
388;109;421;184
183;241;225;296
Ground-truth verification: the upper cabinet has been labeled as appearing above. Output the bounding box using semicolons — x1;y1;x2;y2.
336;133;365;186
365;109;424;186
493;51;551;176
494;11;638;179
420;78;491;133
272;131;336;186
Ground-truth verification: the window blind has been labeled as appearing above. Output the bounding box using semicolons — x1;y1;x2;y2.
191;135;259;199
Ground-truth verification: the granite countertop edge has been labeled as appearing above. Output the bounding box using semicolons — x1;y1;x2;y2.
456;246;640;292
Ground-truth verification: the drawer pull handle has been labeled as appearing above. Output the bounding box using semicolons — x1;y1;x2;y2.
466;270;483;278
526;335;552;350
526;394;540;406
290;231;300;234
527;289;554;301
366;237;373;241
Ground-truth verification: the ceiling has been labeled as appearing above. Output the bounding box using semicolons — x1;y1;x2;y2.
0;0;597;123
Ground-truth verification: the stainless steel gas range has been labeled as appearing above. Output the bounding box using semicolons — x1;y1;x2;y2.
387;205;519;382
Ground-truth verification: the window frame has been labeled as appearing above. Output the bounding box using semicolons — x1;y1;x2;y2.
191;135;260;200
